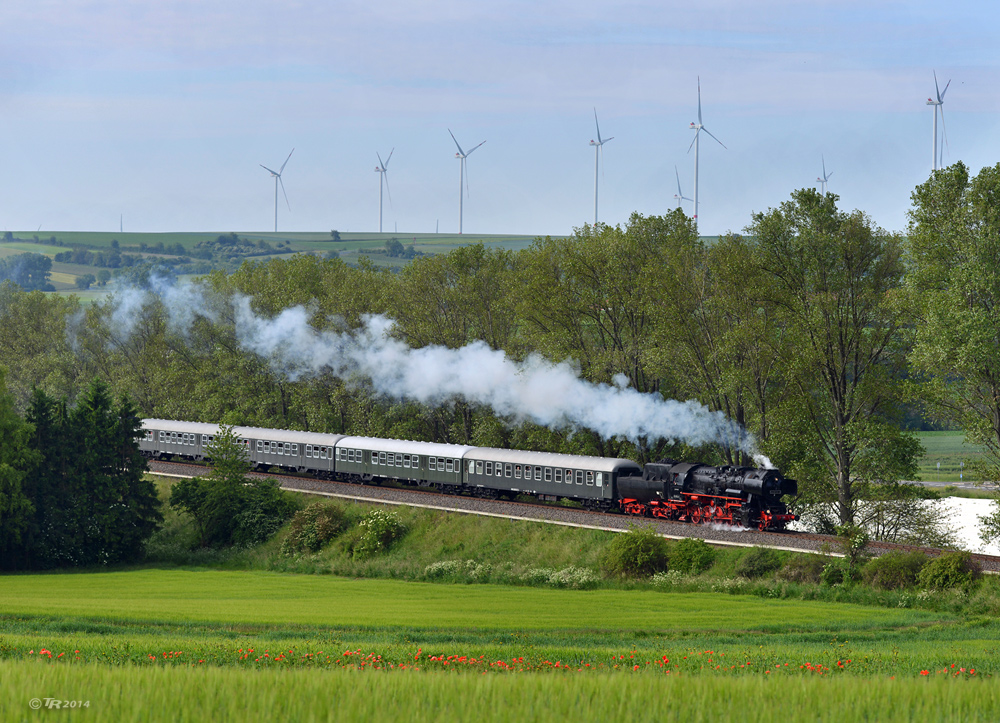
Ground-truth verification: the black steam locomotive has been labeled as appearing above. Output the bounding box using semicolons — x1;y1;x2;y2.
617;461;798;530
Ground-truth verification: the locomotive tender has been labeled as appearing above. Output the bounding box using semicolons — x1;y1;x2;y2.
140;419;797;531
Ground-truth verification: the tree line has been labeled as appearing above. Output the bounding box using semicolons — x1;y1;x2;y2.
0;376;161;569
0;162;998;544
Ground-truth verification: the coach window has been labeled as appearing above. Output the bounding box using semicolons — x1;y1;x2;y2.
555;469;563;483
473;461;482;475
596;472;603;487
544;468;552;482
586;471;594;486
428;457;436;471
534;466;542;481
305;445;312;457
292;444;298;455
348;449;355;463
379;451;387;465
514;465;521;479
576;470;584;485
445;459;454;473
485;461;493;476
403;454;411;468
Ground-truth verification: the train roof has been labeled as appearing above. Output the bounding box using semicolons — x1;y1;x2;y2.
467;447;642;473
337;436;476;457
142;419;346;446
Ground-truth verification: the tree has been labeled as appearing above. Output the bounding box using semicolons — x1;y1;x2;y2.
23;381;161;568
746;189;919;526
76;274;97;290
170;425;297;547
0;368;36;567
385;238;404;258
330;230;342;242
0;253;53;291
907;162;1000;483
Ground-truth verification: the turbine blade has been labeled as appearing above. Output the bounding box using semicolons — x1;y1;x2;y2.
464;158;471;197
934;70;940;101
260;164;278;175
384;170;393;209
675;165;683;196
279;175;290;212
604;136;614;143
376;152;386;170
448;129;465;156
687;130;700;153
822;154;827;178
466;140;486;156
697;76;703;126
385;147;394;167
940;78;951;101
702;126;727;149
594;108;602;144
279;148;294;174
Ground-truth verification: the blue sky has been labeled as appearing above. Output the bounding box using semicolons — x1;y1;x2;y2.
2;1;999;237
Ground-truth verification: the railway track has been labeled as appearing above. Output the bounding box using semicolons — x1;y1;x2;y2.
148;460;1000;572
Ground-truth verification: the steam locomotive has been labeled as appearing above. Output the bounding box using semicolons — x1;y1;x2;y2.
617;461;798;530
140;419;798;532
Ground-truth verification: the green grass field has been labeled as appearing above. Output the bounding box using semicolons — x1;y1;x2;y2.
0;568;997;721
0;569;937;632
913;431;987;482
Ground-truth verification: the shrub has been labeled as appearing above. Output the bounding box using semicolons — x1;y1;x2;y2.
777;554;827;584
230;479;299;547
281;502;349;555
602;526;669;578
735;547;782;579
652;570;686;588
354;509;406;557
820;558;848;586
862;551;929;590
669;538;716;575
917;551;981;590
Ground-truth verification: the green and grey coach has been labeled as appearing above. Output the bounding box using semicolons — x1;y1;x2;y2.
463;448;641;509
334;437;475;489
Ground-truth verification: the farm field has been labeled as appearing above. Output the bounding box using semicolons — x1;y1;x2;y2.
0;568;997;721
913;431;988;482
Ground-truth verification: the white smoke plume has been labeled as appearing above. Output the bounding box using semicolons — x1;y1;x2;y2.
231;298;761;454
95;281;770;457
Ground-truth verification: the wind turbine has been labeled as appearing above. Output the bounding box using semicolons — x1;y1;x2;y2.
375;149;394;233
688;77;726;227
260;148;294;233
927;71;951;171
673;165;693;210
448;129;485;234
589;109;613;226
817;156;832;195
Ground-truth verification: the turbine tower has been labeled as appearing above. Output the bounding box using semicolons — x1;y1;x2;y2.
688;77;726;227
260;148;294;233
375;148;394;233
673;165;693;210
817;156;832;195
448;129;485;234
927;71;951;171
589;109;613;226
